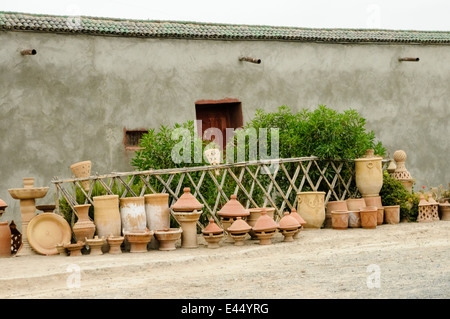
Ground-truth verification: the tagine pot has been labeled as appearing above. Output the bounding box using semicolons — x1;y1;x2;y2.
119;197;147;233
217;194;250;243
278;212;301;242
85;236;105;255
384;205;400;224
153;227;183;251
296;191;326;228
331;210;349;230
325;200;348;228
106;235;124;254
202;218;224;249
70;160;91;191
247;207;275;239
124;228;153;253
0;221;12;257
354;150;383;198
252;209;278;245
72;204;96;242
289;208;306;239
227;217;252;246
359;206;378;229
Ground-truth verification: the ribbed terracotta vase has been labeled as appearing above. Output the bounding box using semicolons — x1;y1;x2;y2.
119;197;147;232
384;205;400;224
360;206;378;229
354;152;383;198
0;221;11;257
93;195;122;239
296;191;326;228
72;204;96;242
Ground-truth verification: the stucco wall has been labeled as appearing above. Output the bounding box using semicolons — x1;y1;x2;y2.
0;30;449;223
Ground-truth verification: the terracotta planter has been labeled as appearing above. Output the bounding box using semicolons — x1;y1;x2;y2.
172;210;202;249
202;218;224;249
296;191;326;228
64;241;84;257
93;195;121;239
119;197;147;233
364;196;383;209
348;211;361;228
354;152;383;197
144;193;170;249
70;160;91;191
278;212;300;242
154;228;183;251
438;201;450;221
73;204;96;242
345;198;366;211
331;210;349;230
252;209;278;245
384;205;400;224
326;201;348;228
377;207;384;225
106;235;124;254
360;206;378;229
124;229;153;253
247;207;275;239
85;236;105;255
227;217;252;246
0;221;11;257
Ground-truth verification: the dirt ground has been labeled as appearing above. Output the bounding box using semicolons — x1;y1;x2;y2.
0;220;448;299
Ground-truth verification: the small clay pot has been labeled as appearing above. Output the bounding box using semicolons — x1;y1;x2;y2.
56;243;68;256
0;221;12;257
326;201;348;228
384;206;400;224
154;228;183;251
85;236;105;255
227;217;252;246
331;210;349;230
107;235;124;254
124;229;153;253
438;201;450;221
360;206;378;229
348;211;361;228
64;241;84;257
278;212;300;241
253;209;278;245
202;218;224;249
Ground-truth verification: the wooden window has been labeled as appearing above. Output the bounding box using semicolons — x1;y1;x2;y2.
124;129;148;151
195;98;243;150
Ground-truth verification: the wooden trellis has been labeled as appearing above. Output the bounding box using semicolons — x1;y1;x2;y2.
52;156;389;229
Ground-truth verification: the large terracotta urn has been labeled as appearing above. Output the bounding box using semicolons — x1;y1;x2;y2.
72;204;96;242
70;160;91;191
296;191;326;228
0;221;11;257
325;200;348;228
93;195;121;251
354;150;383;198
144;193;170;250
119;197;147;232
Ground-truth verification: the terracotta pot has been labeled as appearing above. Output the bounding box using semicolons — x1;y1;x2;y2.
124;229;153;253
438;201;450;221
56;243;68;256
377;207;384;225
348;211;361;228
364;196;383;209
106;235;124;254
73;204;96;242
154;228;183;251
144;193;170;249
345;198;366;211
331;210;349;230
354;154;383;197
93;195;121;239
0;221;12;257
202;218;224;249
70;160;91;191
218;194;250;243
247;207;275;239
64;241;84;257
296;191;326;228
119;197;147;233
360;206;378;229
85;236;105;255
227;217;252;246
289;208;306;239
384;205;400;224
252;209;278;245
325;201;348;228
172;210;202;249
278;212;300;242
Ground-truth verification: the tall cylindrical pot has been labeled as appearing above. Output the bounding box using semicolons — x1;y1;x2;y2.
144;193;170;249
0;222;11;257
296;191;326;228
119;197;147;232
93;195;121;238
354;157;383;197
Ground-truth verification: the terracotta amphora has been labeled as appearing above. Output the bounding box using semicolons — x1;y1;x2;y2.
73;204;96;242
354;151;383;197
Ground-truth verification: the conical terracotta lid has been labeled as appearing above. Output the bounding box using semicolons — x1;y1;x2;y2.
217;194;250;217
0;198;7;210
228;217;252;233
171;187;204;212
290;208;306;226
418;194;430;206
252;208;278;232
202;218;223;235
278;212;301;230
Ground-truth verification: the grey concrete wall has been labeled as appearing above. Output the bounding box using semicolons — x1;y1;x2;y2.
1;30;449;223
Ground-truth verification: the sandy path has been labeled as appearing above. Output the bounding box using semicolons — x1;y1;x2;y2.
0;221;448;299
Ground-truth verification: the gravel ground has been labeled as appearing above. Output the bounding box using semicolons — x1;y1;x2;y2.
0;220;448;299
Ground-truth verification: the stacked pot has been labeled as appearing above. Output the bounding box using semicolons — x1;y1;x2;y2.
217;194;250;243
